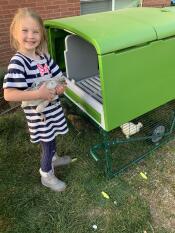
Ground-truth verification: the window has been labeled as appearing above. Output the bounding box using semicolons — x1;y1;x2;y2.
80;0;142;15
80;0;112;15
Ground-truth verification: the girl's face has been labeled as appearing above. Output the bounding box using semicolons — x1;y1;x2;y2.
15;16;41;55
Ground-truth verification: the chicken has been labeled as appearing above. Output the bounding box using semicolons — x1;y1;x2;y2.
67;114;92;131
120;122;143;139
67;114;84;131
21;76;66;121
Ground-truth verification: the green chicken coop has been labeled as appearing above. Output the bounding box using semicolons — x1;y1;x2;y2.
45;7;175;177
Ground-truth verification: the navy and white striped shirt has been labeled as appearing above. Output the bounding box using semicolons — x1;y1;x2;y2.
3;52;68;143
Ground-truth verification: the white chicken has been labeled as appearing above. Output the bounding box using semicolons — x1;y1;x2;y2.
120;122;143;139
21;75;66;121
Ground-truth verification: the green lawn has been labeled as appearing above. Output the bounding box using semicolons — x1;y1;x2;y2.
0;67;175;233
0;108;175;233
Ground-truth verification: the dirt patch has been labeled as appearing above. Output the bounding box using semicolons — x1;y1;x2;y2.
0;88;20;115
87;207;105;218
0;88;10;113
0;216;12;232
149;185;175;231
86;207;111;232
139;151;175;232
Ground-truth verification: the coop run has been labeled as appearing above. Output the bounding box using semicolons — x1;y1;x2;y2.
45;7;175;177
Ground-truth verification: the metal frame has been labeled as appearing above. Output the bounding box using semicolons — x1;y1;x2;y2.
90;109;175;178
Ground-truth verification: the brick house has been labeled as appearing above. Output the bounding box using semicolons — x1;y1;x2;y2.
0;0;171;67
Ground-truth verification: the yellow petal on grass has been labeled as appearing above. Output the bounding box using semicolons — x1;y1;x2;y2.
71;158;77;163
101;191;110;199
140;172;148;180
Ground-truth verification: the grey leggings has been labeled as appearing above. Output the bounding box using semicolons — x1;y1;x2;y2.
40;139;56;172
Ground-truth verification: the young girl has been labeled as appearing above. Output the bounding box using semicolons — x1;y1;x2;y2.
3;8;71;192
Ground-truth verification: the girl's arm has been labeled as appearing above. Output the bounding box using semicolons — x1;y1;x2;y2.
4;83;56;102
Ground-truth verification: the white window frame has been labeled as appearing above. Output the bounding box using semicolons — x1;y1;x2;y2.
80;0;143;15
112;0;143;10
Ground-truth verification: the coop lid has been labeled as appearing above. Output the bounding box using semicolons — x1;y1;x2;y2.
45;7;175;55
120;7;175;40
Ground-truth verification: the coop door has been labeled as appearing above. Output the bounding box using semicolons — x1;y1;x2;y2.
64;35;102;104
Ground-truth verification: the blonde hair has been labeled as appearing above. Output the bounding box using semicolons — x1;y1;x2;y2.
10;8;48;54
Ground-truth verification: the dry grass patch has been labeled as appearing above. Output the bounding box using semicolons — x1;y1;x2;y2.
137;145;175;232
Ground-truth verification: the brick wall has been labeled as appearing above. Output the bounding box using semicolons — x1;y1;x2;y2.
143;0;171;7
0;0;80;67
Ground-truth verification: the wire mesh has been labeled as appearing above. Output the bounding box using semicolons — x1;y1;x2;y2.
93;100;175;175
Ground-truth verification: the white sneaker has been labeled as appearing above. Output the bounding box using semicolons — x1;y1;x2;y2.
39;169;66;192
52;153;71;167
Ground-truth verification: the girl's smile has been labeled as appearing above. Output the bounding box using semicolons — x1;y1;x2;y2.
15;16;41;58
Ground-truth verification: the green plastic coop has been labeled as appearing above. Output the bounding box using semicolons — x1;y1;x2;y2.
45;7;175;177
45;7;175;132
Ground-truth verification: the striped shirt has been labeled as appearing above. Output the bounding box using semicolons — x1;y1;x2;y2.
3;52;68;143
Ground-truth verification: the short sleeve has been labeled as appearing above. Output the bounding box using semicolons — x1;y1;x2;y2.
3;56;28;90
46;54;63;78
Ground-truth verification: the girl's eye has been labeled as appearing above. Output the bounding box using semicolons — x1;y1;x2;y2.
22;29;28;32
34;31;39;34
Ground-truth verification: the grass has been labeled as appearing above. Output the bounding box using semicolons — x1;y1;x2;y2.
0;69;175;233
0;108;175;233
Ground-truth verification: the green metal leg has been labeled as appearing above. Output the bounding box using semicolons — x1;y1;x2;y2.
101;130;113;178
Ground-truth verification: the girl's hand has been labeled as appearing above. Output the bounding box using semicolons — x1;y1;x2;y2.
37;83;56;101
55;83;67;95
